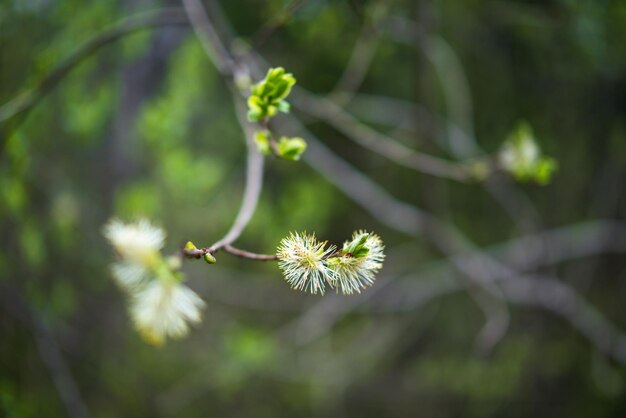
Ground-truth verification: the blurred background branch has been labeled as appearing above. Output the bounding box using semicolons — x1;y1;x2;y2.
0;287;89;418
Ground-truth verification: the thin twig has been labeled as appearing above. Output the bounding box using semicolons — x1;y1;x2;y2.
367;220;626;313
179;108;273;260
291;87;474;182
184;244;277;261
252;0;309;48
180;0;235;75
205;97;265;253
223;245;278;261
329;0;387;104
188;220;626;314
0;8;189;145
278;114;626;362
0;4;267;263
466;284;511;355
181;0;267;258
381;16;547;236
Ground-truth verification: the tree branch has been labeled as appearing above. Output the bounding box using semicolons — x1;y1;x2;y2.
291;88;475;182
277;115;626;362
329;0;387;104
180;0;267;259
0;3;268;262
184;244;277;261
180;0;235;75
251;0;309;48
0;8;189;145
205;98;265;253
223;245;279;261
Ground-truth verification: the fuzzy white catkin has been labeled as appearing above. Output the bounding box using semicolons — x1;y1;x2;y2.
277;232;338;295
104;218;206;345
330;231;385;295
130;280;205;346
277;231;385;295
110;261;150;291
103;218;165;265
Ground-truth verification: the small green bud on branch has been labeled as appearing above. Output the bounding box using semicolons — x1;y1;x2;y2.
203;252;217;264
247;67;296;122
277;136;307;161
247;67;308;161
499;122;557;185
254;130;272;155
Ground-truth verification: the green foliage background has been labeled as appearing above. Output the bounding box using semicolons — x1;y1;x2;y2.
1;0;625;417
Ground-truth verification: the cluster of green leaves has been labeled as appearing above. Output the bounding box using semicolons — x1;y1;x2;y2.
247;68;307;161
326;233;372;270
254;130;307;161
247;67;295;122
499;122;557;185
341;232;370;258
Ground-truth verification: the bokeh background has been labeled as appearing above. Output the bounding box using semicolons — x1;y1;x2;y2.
1;0;626;417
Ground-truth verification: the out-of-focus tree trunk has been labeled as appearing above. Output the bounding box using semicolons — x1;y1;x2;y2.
102;0;185;206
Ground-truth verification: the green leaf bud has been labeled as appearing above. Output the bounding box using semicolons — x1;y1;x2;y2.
343;233;370;258
277;137;307;161
247;95;265;121
277;100;290;114
266;104;278;118
247;67;296;122
203;253;217;264
254;130;272;155
533;157;558;185
499;121;557;184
